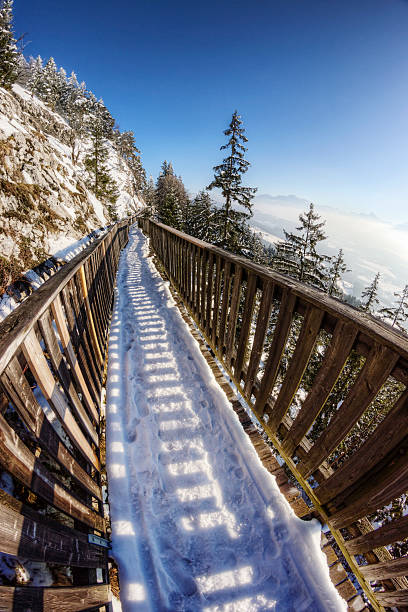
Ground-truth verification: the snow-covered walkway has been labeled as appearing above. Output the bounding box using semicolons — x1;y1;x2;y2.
105;227;346;612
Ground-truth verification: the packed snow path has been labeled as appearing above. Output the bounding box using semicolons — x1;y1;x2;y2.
106;227;346;612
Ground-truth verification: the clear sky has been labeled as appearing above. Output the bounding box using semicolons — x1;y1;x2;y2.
13;0;408;223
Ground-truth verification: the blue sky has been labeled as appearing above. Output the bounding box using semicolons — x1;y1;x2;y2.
14;0;408;222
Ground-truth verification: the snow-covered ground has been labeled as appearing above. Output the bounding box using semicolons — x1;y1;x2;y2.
105;227;346;611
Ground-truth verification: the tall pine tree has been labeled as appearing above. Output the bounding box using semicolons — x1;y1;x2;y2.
272;203;329;289
0;0;19;89
184;191;215;242
207;111;257;252
327;249;350;297
84;99;119;220
360;272;381;313
155;161;188;230
142;176;156;218
379;284;408;332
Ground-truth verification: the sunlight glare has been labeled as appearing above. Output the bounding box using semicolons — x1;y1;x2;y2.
126;582;146;602
110;441;124;453
110;463;126;478
112;520;135;535
196;566;253;594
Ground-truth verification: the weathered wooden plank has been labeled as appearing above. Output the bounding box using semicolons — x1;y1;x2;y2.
233;273;257;381
345;516;408;555
194;245;200;313
39;309;98;444
100;232;114;291
281;320;358;457
329;561;348;586
205;252;214;338
51;296;99;424
0;499;106;567
359;556;408;581
61;282;100;407
315;388;408;505
243;280;274;399
92;245;109;329
177;236;183;293
211;256;222;346
254;290;297;416
83;256;105;353
0;412;104;530
78;265;104;368
224;265;243;368
186;241;193;308
335;580;357;603
329;448;408;529
0;584;111;611
67;276;102;400
217;261;232;353
374;589;408;606
1;359;101;500
298;344;400;478
265;306;324;432
199;250;208;329
22;329;100;471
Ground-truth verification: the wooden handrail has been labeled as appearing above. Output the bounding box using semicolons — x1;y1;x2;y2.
140;217;408;611
0;214;138;611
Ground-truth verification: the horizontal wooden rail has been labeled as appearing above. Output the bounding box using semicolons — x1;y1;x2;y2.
140;217;408;612
0;215;138;611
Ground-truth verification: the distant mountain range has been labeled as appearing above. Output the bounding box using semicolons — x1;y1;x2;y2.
250;194;408;308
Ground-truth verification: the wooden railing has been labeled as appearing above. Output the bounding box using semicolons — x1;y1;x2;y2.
140;217;408;611
0;216;137;611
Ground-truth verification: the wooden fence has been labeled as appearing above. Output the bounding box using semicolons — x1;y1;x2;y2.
140;217;408;612
0;216;136;611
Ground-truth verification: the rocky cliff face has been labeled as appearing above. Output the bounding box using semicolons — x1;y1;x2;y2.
0;84;143;314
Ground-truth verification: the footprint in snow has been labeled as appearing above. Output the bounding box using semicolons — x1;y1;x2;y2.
160;548;197;600
263;538;280;561
126;417;139;442
273;523;290;543
133;391;149;418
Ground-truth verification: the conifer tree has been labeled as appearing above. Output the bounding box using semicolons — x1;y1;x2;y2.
159;188;182;229
15;54;29;86
184;191;215;241
41;57;60;109
0;0;19;89
241;226;268;264
208;111;257;252
155;161;188;230
142;176;156;218
114;130;145;192
27;55;44;97
272;203;329;289
360;272;381;313
327;249;350;297
60;73;89;163
84;100;118;220
379;285;408;332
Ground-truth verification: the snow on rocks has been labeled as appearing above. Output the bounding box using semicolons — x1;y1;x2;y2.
0;227;107;322
0;84;143;307
105;227;346;611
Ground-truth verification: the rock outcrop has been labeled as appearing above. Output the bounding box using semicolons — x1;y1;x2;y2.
0;84;143;302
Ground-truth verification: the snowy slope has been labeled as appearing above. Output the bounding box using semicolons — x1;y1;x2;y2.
0;83;144;319
105;227;346;611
